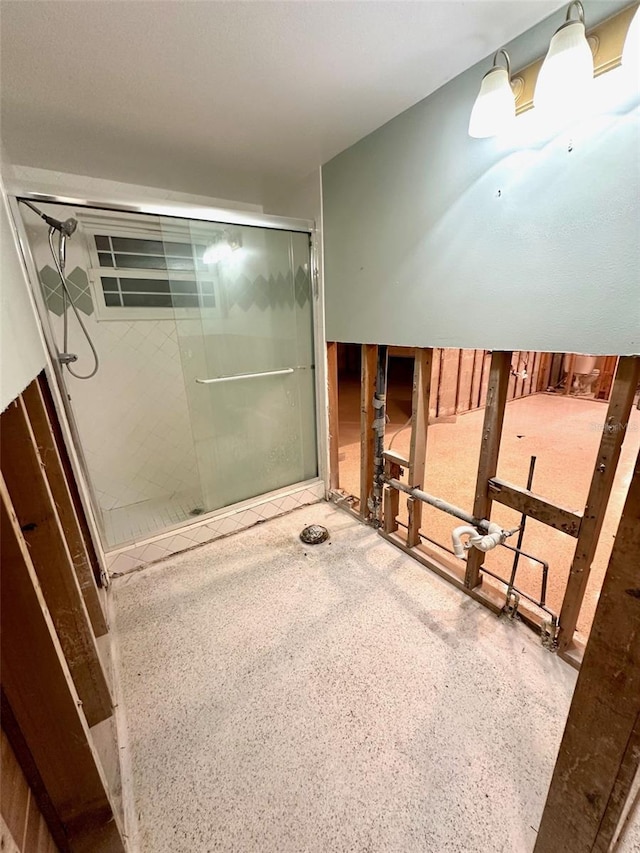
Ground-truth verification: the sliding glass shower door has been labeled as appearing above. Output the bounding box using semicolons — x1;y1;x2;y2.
161;217;317;514
16;197;317;549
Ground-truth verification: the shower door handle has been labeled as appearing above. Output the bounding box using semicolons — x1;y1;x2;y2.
196;368;295;385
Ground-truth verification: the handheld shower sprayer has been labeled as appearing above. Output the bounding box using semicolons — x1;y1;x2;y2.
19;198;99;379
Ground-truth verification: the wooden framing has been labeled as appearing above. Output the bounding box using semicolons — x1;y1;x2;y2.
334;341;638;658
558;355;640;652
382;454;402;534
1;476;125;852
21;380;108;637
326;342;340;491
1;689;68;852
534;446;640;853
360;344;378;520
488;478;582;537
1;397;112;727
37;374;104;589
407;348;432;546
1;726;59;852
464;351;512;589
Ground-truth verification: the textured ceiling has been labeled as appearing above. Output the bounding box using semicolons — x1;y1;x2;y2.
1;1;565;203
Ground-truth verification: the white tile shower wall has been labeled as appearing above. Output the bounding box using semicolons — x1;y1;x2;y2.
104;480;325;575
22;204;201;513
50;317;201;511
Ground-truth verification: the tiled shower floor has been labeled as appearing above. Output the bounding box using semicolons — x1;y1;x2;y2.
102;489;204;547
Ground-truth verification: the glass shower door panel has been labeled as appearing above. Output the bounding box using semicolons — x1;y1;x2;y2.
162;217;317;513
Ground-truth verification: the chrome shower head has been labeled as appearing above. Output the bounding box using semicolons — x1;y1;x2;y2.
59;216;78;237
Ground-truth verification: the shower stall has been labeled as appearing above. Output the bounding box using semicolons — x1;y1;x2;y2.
12;195;322;558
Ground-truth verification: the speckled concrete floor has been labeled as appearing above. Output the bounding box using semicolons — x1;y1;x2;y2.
114;502;580;853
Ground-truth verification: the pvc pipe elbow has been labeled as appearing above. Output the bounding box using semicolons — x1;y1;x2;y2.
451;522;505;558
451;526;478;559
472;522;505;552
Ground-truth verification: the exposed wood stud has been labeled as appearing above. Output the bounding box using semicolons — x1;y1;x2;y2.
558;355;640;652
0;477;125;852
470;350;483;411
539;352;553;392
530;350;540;395
429;349;440;421
594;714;640;852
478;350;491;409
326;342;340;491
468;349;478;411
465;351;512;589
407;348;432;547
22;380;108;638
455;350;473;414
383;458;401;534
1;728;30;849
1;726;61;853
360;345;378;520
488;478;582;537
0;398;112;727
563;353;576;395
1;690;69;853
534;446;640;853
406;497;421;547
37;374;104;589
437;348;459;417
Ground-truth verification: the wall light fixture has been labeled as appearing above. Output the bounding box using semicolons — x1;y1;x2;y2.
469;50;516;139
468;49;516;138
534;1;594;115
469;2;638;139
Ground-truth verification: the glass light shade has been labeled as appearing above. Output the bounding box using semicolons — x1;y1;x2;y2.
622;7;640;77
468;67;516;138
534;19;594;115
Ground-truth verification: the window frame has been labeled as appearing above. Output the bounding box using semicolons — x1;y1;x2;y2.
78;212;222;322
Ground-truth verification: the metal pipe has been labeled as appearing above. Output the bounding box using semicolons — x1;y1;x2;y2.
500;541;550;608
385;477;491;531
371;346;388;526
479;565;556;620
196;368;294;384
507;455;536;593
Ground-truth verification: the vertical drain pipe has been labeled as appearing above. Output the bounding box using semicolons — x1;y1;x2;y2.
372;345;389;527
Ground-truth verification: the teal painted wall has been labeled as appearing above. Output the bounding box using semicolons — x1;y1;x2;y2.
322;2;640;354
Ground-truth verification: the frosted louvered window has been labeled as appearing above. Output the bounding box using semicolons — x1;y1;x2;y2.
92;234;215;311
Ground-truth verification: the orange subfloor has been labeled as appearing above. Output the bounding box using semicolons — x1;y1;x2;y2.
336;372;640;641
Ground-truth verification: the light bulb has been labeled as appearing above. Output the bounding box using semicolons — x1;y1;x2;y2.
534;1;593;119
469;50;516;139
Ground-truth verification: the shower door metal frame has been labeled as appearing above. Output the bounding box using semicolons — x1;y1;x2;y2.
8;191;329;565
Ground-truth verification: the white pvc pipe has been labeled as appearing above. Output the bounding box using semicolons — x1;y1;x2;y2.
451;523;505;559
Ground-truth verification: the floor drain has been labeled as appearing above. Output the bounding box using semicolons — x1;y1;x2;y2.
300;524;329;545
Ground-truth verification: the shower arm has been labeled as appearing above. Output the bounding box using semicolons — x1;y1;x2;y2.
20;199;78;237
